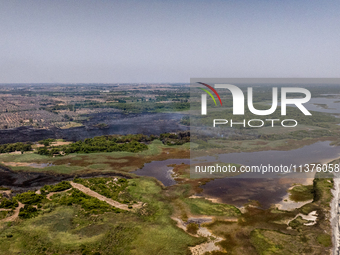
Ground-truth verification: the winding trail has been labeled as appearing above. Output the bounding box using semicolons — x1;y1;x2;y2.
0;202;24;223
70;182;142;211
172;216;223;255
0;181;142;223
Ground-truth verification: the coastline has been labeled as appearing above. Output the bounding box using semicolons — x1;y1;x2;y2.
331;173;340;255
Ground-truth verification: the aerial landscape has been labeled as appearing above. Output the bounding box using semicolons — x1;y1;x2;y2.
1;0;340;254
0;82;340;254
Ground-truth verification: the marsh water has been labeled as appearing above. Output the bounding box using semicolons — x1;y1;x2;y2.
133;159;190;186
2;139;340;208
305;97;340;114
133;141;340;208
197;141;340;170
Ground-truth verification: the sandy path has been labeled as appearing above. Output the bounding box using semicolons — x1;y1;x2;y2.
331;174;340;255
50;141;71;146
0;202;24;223
172;216;223;255
70;182;142;211
287;211;318;226
45;188;72;200
0;190;11;196
0;208;12;212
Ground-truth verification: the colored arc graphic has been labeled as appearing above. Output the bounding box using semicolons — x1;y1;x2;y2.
198;87;217;106
198;82;223;106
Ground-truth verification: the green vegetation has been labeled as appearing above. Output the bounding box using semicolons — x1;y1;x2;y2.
0;198;18;209
34;133;190;157
250;229;282;254
316;233;332;247
186;222;199;235
42;100;190;114
288;185;314;202
53;188;122;214
0;178;204;255
183;198;241;217
15;191;44;205
38;138;56;146
37;135;149;156
19;205;38;219
1;84;339;254
203;176;335;255
0;142;32;153
0;168;335;254
160;131;190;145
312;176;333;206
73;177;132;204
288;216;310;229
40;181;72;194
0;211;13;220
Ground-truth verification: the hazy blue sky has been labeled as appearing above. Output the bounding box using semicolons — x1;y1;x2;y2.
1;0;339;83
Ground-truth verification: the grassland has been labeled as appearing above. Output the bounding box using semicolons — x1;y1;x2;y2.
0;152;337;255
0;99;339;254
0;140;190;175
0;178;205;255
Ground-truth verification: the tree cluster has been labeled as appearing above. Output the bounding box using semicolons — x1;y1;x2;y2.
0;142;32;153
41;181;72;194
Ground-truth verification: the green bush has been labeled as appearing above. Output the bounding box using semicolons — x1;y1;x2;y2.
73;177;130;203
19;204;38;219
15;191;44;205
317;234;332;247
0;142;32;153
55;189;122;214
0;198;18;209
186;223;199;235
41;181;72;193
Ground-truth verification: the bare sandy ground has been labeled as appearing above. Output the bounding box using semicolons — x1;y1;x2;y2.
275;184;313;211
50;141;71;146
287;211;318;226
331;174;340;255
0;181;142;223
0;190;11;196
171;216;223;255
44;188;72;200
275;195;313;211
0;202;24;223
189;195;222;204
2;162;35;167
1;161;53;168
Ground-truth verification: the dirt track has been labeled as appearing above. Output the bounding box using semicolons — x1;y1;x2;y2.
0;181;141;223
70;182;142;211
0;202;24;223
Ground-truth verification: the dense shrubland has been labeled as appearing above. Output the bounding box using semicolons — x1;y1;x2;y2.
1;179;127;221
0;142;32;153
19;204;38;219
53;188;122;214
0;198;18;209
73;177;134;204
40;181;72;194
15;191;44;205
41;100;190;114
36;132;190;156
